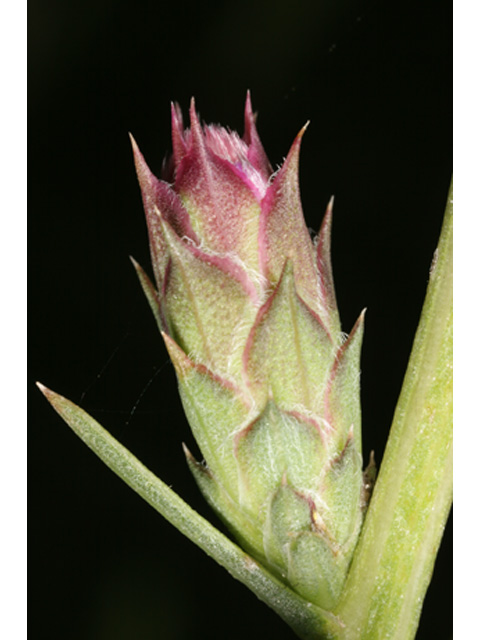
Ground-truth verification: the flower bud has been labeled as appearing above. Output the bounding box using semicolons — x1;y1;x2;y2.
131;94;367;610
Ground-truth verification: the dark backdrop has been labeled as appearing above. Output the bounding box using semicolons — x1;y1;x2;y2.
29;1;452;638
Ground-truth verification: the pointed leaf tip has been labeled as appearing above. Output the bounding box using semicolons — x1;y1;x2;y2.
36;382;60;406
129;133;160;199
321;195;334;226
259;125;320;316
283;122;309;161
189;97;201;132
244;90;255;122
128;131;136;149
335;308;366;362
129;133;149;175
171;102;187;165
298;121;310;139
315;198;341;336
130;133;156;187
182;441;196;463
36;381;49;396
170;101;184;126
36;383;74;421
243;92;272;179
337;309;366;358
131;256;165;333
354;308;367;330
324;308;365;451
161;331;193;379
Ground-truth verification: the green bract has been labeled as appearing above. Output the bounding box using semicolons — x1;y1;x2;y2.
131;95;369;610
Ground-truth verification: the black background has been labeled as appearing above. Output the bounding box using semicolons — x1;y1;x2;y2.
29;1;452;638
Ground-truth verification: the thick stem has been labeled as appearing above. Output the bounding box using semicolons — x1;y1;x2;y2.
334;180;453;639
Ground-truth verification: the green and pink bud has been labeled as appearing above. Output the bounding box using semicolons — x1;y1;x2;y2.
131;95;368;610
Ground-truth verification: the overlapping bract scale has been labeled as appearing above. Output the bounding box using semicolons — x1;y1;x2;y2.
131;95;367;611
243;262;335;415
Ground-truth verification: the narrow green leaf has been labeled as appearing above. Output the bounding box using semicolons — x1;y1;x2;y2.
37;383;342;640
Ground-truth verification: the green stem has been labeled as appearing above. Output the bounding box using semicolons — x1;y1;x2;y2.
334;180;453;638
37;382;341;640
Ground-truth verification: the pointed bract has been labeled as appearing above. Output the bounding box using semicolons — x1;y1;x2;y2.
263;482;313;574
131;97;366;612
174;106;263;274
163;332;252;504
183;443;264;558
320;431;363;546
324;310;366;454
243;91;273;180
243;261;334;415
259;126;324;323
170;101;187;168
316;197;341;337
130;256;165;333
161;218;258;376
234;402;326;514
130;133;196;289
287;530;347;609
